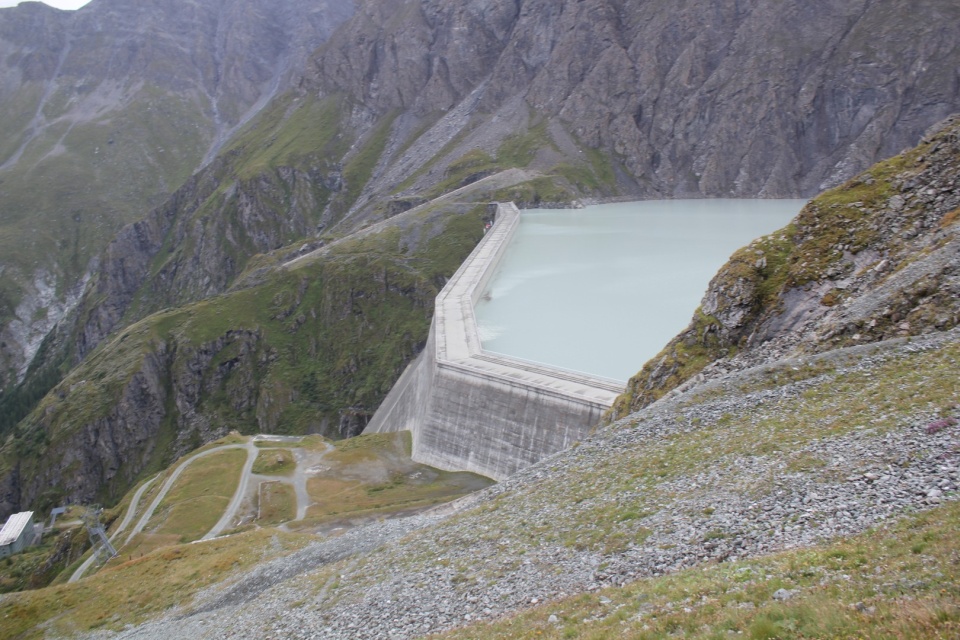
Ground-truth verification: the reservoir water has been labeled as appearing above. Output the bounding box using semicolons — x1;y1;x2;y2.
474;199;806;382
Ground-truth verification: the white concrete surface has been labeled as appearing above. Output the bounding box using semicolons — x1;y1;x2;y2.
366;203;625;480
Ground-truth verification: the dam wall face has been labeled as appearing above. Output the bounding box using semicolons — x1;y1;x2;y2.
365;203;623;481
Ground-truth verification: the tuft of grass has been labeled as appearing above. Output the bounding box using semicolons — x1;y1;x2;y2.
257;481;296;525
496;120;554;168
551;138;618;194
252;449;296;476
940;206;960;228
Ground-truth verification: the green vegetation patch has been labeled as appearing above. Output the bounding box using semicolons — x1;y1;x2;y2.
487;176;576;206
338;110;399;212
257;481;296;525
0;85;212;331
0;529;312;638
304;432;493;525
551;131;618;194
0;528;86;595
496;120;554;168
252;449;296;476
426;149;499;197
147;448;247;543
226;92;349;179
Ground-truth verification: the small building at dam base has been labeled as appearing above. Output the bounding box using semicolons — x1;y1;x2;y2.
0;511;37;557
364;203;623;481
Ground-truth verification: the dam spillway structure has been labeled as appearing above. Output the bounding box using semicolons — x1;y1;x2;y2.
365;202;624;481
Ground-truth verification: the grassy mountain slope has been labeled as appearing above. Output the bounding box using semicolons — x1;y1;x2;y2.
0;0;355;389
1;287;957;639
0;430;491;632
0;200;488;516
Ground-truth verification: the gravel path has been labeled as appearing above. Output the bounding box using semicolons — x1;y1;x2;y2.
68;473;160;583
122;444;248;547
291;443;330;521
202;442;258;540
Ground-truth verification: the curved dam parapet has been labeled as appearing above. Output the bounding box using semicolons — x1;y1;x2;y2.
364;202;624;481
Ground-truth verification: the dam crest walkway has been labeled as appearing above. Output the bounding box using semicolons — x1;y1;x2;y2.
366;202;624;481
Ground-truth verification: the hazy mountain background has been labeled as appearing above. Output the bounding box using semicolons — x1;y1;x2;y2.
0;0;354;389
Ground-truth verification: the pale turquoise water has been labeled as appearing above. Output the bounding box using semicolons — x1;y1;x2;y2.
474;199;806;382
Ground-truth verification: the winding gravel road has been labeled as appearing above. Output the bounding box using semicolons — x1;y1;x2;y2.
69;436;326;582
119;442;252;548
202;442;258;540
68;473;160;583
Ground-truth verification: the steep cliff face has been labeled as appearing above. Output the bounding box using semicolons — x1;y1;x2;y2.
0;205;486;517
0;0;354;389
612;115;960;417
311;0;960;204
68;93;353;363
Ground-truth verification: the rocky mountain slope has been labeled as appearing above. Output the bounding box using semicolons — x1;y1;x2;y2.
3;0;960;530
0;200;488;517
1;122;958;638
0;0;354;388
54;0;960;375
312;0;960;204
612;114;960;417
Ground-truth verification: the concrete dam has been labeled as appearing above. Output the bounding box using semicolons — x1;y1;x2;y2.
364;202;624;481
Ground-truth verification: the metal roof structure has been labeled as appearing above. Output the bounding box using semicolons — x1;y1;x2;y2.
0;511;34;546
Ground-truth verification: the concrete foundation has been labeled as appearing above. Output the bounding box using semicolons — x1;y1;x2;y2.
365;203;624;480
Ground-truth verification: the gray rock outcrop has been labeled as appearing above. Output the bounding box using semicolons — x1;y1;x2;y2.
314;0;960;200
614;114;960;416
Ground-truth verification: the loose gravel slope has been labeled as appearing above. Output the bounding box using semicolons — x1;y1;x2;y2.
78;328;959;640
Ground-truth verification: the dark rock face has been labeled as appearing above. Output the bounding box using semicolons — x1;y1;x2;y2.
73;157;332;361
315;0;960;199
73;166;223;362
10;328;270;512
338;409;371;439
613;115;960;416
